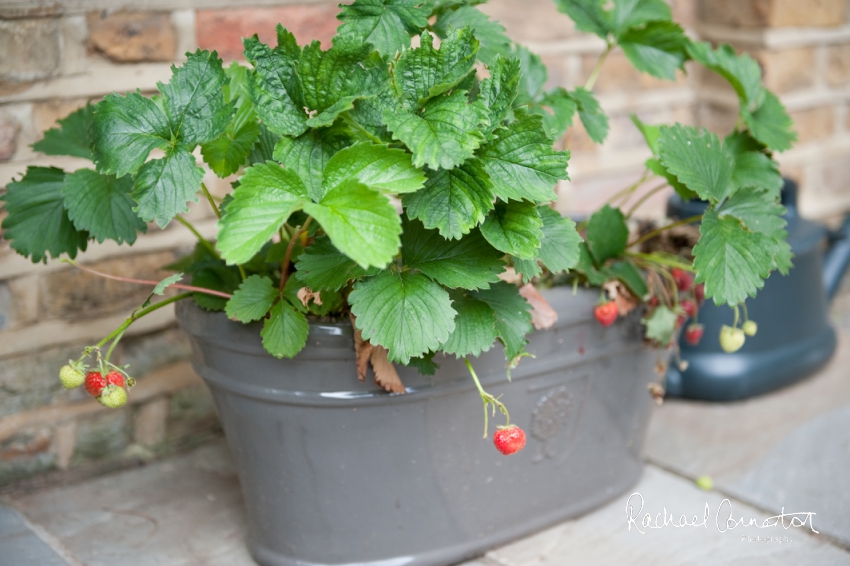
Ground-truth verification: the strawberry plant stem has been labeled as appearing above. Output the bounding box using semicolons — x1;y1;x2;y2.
201;182;221;219
627;252;695;272
175;215;219;258
584;43;613;91
62;259;232;298
627;215;703;248
606;169;651;206
280;216;312;291
104;329;125;363
96;292;193;349
465;359;510;438
624;182;669;219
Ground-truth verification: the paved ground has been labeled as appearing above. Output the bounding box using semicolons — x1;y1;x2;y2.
2;333;850;566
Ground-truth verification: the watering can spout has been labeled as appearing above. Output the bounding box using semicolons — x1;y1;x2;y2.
824;213;850;302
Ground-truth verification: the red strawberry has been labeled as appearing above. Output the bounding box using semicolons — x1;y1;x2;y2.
694;283;705;304
675;314;686;329
685;324;704;346
594;301;618;327
84;371;107;397
680;299;696;318
493;425;526;455
672;268;692;292
106;370;125;388
648;295;659;307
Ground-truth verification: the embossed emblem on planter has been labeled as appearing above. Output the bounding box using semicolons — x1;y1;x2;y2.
530;375;591;464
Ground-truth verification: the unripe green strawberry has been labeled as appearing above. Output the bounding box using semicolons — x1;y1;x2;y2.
719;325;745;353
98;384;127;409
59;364;85;389
742;320;758;337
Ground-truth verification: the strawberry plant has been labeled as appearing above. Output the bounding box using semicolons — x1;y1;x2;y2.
0;0;793;442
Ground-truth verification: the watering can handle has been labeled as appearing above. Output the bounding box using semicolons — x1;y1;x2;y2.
824;213;850;302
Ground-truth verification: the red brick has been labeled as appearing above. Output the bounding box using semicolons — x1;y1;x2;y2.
478;0;577;43
755;47;817;94
196;4;341;61
789;106;834;145
87;12;175;63
697;0;846;28
828;44;850;87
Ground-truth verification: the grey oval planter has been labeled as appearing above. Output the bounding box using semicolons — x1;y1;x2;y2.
176;286;662;566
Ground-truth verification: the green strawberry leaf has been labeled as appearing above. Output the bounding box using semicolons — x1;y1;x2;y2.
513;256;542;283
336;0;430;57
302;179;401;269
531;87;578;140
243;31;308;138
152;273;184;296
200;104;260;178
729;150;783;198
201;63;260;178
570;87;609;143
382;90;490;170
402;158;494;239
631;114;661;154
537;206;581;274
575;241;609;285
321;142;426;196
405;352;439;375
692;209;778;305
440;293;498;357
298;35;387;127
248;124;280;164
717;186;787;241
514;45;547;105
480;200;543;260
618;21;688;80
158;49;233;146
217;161;308;265
687;41;763;108
554;0;611;39
294;235;380;291
608;260;648;298
392;28;479;106
226;275;278;322
349;270;457;363
585;204;628;265
645;157;695;200
262;299;309;358
642;305;677;345
658;124;735;204
479;111;570;203
741;90;797;152
402;216;504;289
433;5;512;65
132;145;204;229
273;127;351;202
62;169;146;244
610;0;671;33
472;281;533;361
0;166;89;262
32;103;95;160
478;54;520;130
91;91;171;177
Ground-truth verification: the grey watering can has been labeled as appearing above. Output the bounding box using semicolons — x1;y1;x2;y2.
664;179;850;401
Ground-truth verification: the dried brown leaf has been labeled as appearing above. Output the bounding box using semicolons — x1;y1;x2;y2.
613;284;639;316
297;286;322;307
350;313;372;382
498;267;523;284
519;283;557;330
370;345;406;394
647;382;665;405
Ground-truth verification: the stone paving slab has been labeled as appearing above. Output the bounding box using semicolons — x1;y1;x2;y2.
10;443;254;566
645;331;850;547
474;466;849;566
8;440;850;566
0;505;69;566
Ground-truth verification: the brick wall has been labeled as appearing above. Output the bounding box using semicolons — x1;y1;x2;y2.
1;0;849;485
